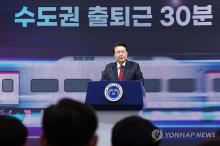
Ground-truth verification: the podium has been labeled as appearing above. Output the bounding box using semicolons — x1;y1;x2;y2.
86;81;145;146
85;81;144;110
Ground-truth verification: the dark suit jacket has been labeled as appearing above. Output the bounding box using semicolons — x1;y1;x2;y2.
101;60;144;85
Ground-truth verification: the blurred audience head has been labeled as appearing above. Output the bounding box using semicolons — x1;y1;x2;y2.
112;115;160;146
0;115;28;146
41;98;98;146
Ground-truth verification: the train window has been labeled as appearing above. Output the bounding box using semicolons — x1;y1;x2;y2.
144;79;161;92
2;79;13;92
64;79;92;92
31;79;58;92
213;78;220;92
168;79;195;92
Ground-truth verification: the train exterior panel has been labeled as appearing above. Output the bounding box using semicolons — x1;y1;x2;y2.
0;57;220;109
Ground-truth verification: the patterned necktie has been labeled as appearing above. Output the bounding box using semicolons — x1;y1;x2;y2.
119;65;124;80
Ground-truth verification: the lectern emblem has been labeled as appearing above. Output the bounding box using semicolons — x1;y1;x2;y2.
104;83;123;102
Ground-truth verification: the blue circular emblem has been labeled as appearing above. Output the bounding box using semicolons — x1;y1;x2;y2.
104;83;123;102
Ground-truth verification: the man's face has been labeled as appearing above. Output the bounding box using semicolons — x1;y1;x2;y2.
114;46;128;64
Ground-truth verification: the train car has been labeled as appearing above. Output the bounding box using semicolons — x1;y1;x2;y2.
0;56;220;110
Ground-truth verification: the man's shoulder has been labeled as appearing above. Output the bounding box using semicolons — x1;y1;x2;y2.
107;62;116;65
106;62;116;67
127;60;139;66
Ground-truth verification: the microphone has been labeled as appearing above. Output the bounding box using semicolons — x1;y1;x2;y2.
121;65;125;71
109;66;113;72
101;65;114;81
101;70;108;81
106;66;113;81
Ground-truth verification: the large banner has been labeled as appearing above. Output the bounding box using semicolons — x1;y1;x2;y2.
0;0;219;59
1;1;220;127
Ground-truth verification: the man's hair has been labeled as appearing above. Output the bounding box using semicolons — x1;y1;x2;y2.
113;42;128;53
112;116;160;146
0;115;28;146
42;98;97;146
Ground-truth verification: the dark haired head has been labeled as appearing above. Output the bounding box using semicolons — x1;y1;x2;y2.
0;115;28;146
42;98;97;146
113;43;128;54
112;116;160;146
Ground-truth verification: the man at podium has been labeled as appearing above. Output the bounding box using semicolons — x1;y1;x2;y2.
101;43;144;85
